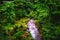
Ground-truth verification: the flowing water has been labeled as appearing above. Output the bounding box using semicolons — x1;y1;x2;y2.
27;19;41;40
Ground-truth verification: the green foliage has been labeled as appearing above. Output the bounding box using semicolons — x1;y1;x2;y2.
0;0;60;40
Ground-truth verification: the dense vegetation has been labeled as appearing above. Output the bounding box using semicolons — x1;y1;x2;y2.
0;0;60;40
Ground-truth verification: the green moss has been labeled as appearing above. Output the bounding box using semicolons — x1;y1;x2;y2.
0;0;60;40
